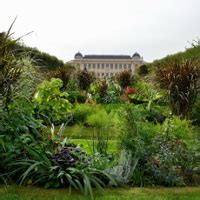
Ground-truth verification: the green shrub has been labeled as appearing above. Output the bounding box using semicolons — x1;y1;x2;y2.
68;91;87;104
34;78;72;124
148;121;196;186
192;95;200;126
90;80;122;104
139;64;148;75
129;116;197;187
3;128;116;200
72;104;94;125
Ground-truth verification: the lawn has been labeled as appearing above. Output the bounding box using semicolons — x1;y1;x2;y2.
71;139;117;154
1;186;200;200
55;125;117;139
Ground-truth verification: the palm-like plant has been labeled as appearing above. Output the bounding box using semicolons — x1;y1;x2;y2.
157;59;200;118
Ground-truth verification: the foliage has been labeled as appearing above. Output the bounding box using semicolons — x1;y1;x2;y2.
34;78;72;124
1;123;117;199
118;105;157;158
90;79;121;104
13;43;64;69
192;95;200;126
76;69;95;91
116;70;132;89
139;64;148;75
0;30;22;110
68;91;87;104
0;57;42;135
87;108;116;155
53;64;75;89
130;80;163;105
129;116;197;187
72;104;95;125
123;86;137;101
148;120;196;186
107;150;138;185
156;58;200;118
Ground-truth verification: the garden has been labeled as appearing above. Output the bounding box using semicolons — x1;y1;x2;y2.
0;24;200;200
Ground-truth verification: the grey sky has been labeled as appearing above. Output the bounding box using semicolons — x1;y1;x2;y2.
1;0;200;62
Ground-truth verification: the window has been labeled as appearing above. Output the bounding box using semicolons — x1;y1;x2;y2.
115;64;118;69
119;64;122;69
101;64;104;69
124;64;127;69
102;73;104;76
97;64;100;69
106;64;109;68
110;64;113;69
88;64;91;69
84;64;87;69
93;64;96;69
106;73;109;77
128;64;131;69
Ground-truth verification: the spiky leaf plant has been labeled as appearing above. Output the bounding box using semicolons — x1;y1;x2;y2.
157;59;200;118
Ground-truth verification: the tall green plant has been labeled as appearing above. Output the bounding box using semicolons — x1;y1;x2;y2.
157;59;200;118
87;108;116;155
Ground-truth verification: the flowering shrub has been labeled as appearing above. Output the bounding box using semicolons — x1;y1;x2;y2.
123;86;137;101
90;79;121;103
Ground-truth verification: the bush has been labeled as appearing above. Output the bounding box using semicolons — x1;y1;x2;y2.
139;64;148;75
53;64;75;89
116;70;132;89
77;69;95;91
72;104;94;125
192;95;200;126
157;58;200;118
148;123;196;186
68;91;87;104
130;117;197;187
34;78;72;124
90;79;122;104
3;129;116;199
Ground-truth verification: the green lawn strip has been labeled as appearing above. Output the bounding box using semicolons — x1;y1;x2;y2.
1;186;200;200
55;125;117;140
70;139;117;154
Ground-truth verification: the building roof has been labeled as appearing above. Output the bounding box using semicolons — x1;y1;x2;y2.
132;52;141;58
74;52;83;58
83;55;132;59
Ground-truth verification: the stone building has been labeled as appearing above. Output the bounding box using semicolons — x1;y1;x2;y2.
71;52;144;78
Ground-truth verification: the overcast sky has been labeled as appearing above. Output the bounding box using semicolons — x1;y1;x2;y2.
1;0;200;62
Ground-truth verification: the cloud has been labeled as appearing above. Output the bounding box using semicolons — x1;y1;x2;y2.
1;0;200;62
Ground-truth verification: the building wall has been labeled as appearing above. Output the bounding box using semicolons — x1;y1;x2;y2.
73;57;143;78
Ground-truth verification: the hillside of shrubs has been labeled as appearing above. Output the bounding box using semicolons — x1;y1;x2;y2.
0;25;200;199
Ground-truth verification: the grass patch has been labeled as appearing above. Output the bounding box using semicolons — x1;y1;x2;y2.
71;139;117;154
56;125;117;140
1;186;200;200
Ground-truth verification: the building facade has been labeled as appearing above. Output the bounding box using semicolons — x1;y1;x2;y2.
71;52;144;78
